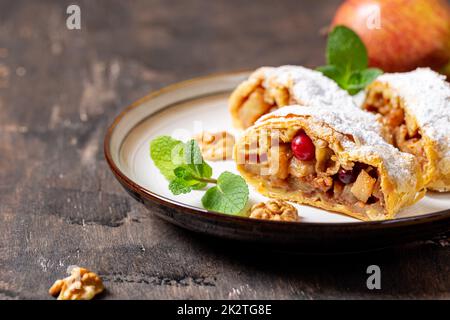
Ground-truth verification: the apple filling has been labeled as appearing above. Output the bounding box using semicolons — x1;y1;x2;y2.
240;130;385;219
363;85;427;169
238;86;291;128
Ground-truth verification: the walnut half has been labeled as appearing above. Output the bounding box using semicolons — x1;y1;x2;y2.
194;131;235;161
249;199;300;222
49;266;104;300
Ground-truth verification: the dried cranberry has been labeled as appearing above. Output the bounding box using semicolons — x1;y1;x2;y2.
338;168;357;184
291;131;315;161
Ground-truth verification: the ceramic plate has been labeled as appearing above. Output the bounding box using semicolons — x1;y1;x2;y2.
104;72;450;253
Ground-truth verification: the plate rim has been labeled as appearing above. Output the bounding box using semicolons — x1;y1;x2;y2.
104;71;450;229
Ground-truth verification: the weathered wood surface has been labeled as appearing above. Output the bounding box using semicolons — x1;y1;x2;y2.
0;0;448;300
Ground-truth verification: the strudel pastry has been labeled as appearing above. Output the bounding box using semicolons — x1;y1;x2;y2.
234;105;424;221
363;68;450;192
229;65;358;129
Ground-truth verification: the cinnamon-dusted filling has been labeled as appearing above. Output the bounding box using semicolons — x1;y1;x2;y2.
238;86;291;128
363;84;427;169
239;130;385;219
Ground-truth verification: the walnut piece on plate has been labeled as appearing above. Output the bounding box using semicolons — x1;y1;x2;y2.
194;131;235;161
249;199;300;222
49;265;104;300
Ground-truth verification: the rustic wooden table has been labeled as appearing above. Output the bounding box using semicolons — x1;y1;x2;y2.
0;0;449;300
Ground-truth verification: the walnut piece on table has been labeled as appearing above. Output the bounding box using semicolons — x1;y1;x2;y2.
49;266;104;300
194;131;235;161
249;199;300;222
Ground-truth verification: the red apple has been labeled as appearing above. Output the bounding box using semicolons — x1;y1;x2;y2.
331;0;450;73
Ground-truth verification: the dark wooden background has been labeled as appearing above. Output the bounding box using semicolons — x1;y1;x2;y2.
0;0;449;300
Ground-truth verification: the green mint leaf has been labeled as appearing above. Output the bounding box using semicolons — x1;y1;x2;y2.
346;68;383;95
150;136;184;180
358;68;383;86
174;166;194;180
344;72;365;95
316;65;345;88
201;172;249;215
326;26;368;72
169;178;194;195
184;140;212;179
173;165;207;190
191;181;208;190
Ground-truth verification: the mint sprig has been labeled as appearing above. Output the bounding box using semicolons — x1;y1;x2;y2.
202;172;249;215
150;136;249;215
317;26;382;95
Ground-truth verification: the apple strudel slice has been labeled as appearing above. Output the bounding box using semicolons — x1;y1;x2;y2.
229;65;359;129
234;105;425;221
363;68;450;192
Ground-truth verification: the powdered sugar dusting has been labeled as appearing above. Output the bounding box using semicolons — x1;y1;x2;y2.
258;65;383;135
261;65;357;110
376;68;450;160
257;105;417;190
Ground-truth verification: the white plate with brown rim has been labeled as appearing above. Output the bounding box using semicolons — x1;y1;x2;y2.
104;71;450;253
